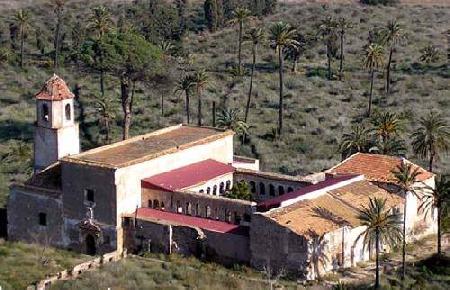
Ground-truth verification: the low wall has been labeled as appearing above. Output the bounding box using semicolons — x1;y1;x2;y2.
26;251;126;290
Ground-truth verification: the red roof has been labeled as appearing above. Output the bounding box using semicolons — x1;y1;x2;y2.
135;208;249;236
328;153;433;183
257;174;358;211
35;74;74;101
142;159;235;192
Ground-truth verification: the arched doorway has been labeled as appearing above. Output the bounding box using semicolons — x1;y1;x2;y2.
85;234;97;255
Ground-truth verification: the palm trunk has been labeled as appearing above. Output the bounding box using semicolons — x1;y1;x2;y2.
375;227;380;289
185;90;190;124
386;47;393;95
277;47;284;136
161;92;164;116
402;195;407;281
339;32;344;80
105;118;111;144
99;47;105;97
292;56;298;73
238;20;243;75
368;69;375;117
121;76;131;140
245;44;256;123
437;207;442;255
429;150;435;172
20;28;24;68
327;43;332;80
197;87;202;126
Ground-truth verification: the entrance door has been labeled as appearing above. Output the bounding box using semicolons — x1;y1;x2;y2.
85;234;97;255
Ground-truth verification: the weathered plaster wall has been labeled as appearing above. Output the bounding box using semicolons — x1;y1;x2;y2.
7;186;64;246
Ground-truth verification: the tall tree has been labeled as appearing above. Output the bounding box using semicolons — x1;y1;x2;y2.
363;43;384;117
337;17;352;80
193;70;209;126
52;0;66;70
284;32;306;73
382;19;405;95
269;22;298;136
411;112;450;172
318;16;338;80
392;162;421;282
229;7;251;75
357;198;402;289
216;108;249;136
14;9;30;68
420;175;450;256
87;5;113;97
175;74;195;124
339;125;373;159
371;111;404;152
243;27;264;123
101;31;162;140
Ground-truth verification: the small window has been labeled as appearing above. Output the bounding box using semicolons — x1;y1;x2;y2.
123;217;131;227
199;189;204;193
219;182;225;194
225;180;231;190
206;187;211;194
39;212;47;226
42;104;49;121
269;184;275;196
65;103;71;121
213;185;217;195
85;189;95;202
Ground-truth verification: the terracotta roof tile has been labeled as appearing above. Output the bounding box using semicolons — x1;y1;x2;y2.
35;74;74;101
327;153;433;183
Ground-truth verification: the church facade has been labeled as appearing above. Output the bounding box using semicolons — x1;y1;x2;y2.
7;75;438;279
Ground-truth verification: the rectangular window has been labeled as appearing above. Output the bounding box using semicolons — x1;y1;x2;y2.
39;212;47;226
85;189;95;202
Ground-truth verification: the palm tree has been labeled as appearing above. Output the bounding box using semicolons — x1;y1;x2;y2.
318;17;338;80
15;9;31;68
269;22;299;136
420;175;450;256
411;112;450;172
193;70;209;126
370;136;406;156
229;7;251;75
339;125;373;159
243;27;264;123
382;20;405;95
52;0;66;70
371;111;403;144
174;74;195;124
93;94;115;144
87;5;112;97
337;17;352;79
419;44;441;64
357;198;402;289
216;108;249;136
159;40;175;61
363;43;384;117
392;162;421;282
284;33;306;73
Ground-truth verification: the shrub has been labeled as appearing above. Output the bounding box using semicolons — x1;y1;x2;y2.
360;0;399;5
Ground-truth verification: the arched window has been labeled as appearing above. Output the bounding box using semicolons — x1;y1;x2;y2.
225;180;231;191
65;103;71;121
186;202;192;215
278;186;285;196
259;183;265;195
42;104;49;121
161;202;165;210
219;182;225;194
206;187;211;194
153;200;159;209
250;181;256;193
148;200;153;208
213;185;217;195
269;184;275;196
287;187;294;193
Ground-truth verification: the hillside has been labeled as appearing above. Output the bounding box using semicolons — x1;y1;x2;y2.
0;0;448;207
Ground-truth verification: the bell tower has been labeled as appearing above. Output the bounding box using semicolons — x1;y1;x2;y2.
34;74;80;172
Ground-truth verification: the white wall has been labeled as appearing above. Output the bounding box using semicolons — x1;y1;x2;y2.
185;172;234;196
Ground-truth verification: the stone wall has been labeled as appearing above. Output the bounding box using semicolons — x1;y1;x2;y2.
7;185;64;246
141;188;255;224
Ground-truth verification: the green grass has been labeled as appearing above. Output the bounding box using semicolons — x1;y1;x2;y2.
0;240;90;290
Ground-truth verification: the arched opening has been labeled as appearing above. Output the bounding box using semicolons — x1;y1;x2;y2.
42;104;49;121
259;183;265;195
206;187;211;194
148;200;153;208
219;182;225;194
153;200;159;209
250;181;256;193
161;202;165;210
287;187;294;193
278;186;285;195
205;206;211;218
213;185;217;195
185;202;192;215
65;103;71;121
225;180;231;191
85;234;97;256
269;184;275;196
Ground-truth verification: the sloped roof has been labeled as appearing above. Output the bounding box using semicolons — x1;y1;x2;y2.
25;162;62;190
268;179;404;237
327;153;433;183
35;74;74;101
142;159;234;192
135;208;249;236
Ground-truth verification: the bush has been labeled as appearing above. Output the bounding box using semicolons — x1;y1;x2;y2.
360;0;399;5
